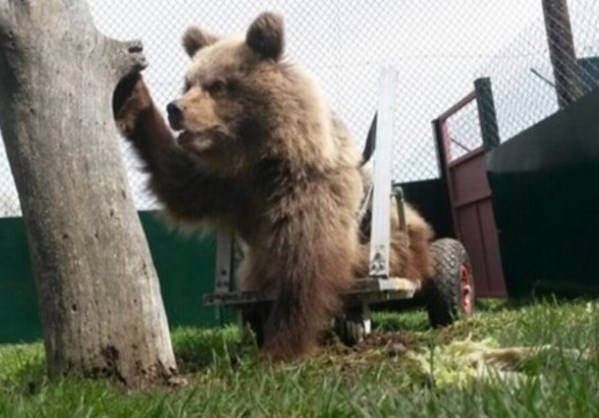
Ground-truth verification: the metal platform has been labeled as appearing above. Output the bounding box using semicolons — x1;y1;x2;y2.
203;277;420;308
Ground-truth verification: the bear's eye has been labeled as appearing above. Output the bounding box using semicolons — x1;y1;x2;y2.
206;79;227;96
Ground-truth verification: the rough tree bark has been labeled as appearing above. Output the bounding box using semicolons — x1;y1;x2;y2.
0;0;178;387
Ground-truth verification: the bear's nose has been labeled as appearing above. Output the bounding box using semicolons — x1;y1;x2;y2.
166;101;183;130
166;101;182;119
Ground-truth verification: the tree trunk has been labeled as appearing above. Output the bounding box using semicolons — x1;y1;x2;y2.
0;0;178;387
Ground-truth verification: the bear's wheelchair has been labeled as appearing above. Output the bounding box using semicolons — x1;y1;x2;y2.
203;67;474;346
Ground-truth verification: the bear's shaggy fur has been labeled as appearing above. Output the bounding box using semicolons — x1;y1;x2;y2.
113;11;434;362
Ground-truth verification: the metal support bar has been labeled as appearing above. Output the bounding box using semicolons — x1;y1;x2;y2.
359;302;372;336
214;228;233;293
362;112;378;165
204;277;419;307
437;91;477;121
392;184;408;238
368;65;397;279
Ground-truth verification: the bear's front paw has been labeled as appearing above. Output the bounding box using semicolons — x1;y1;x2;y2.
113;73;153;137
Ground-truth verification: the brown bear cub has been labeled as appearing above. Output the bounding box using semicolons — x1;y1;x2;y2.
113;11;433;362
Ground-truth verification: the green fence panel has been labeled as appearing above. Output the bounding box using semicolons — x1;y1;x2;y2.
0;211;223;343
486;89;599;297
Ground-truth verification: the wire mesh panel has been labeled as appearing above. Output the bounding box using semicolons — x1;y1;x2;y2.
0;0;597;217
475;0;599;145
445;100;483;162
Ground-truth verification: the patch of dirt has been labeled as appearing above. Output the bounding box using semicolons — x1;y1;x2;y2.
316;331;420;366
354;332;417;354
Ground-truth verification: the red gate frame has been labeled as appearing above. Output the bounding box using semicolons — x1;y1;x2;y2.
432;81;507;298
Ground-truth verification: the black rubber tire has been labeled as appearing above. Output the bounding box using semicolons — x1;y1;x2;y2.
335;319;366;347
425;238;475;328
333;308;367;347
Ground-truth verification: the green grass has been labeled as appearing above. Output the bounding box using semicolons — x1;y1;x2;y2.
1;298;598;417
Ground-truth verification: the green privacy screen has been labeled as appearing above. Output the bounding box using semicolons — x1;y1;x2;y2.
486;88;599;298
0;211;224;343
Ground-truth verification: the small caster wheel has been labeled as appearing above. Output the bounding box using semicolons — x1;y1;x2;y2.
333;306;371;346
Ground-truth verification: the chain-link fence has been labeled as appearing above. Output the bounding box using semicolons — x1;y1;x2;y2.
0;0;597;217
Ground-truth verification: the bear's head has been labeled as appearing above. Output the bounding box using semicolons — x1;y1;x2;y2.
167;12;333;175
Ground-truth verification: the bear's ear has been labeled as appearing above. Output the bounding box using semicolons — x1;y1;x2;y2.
182;26;219;58
246;12;284;60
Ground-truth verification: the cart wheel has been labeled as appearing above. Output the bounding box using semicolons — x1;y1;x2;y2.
425;238;474;328
333;308;370;346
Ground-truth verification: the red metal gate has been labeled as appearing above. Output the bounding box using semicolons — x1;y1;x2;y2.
433;78;507;298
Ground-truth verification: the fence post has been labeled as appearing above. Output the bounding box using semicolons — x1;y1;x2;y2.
432;118;449;182
542;0;583;109
432;118;457;238
474;77;500;151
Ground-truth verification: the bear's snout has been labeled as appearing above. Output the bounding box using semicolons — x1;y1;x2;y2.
166;101;184;130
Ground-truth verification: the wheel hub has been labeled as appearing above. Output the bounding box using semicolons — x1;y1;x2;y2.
459;263;473;315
